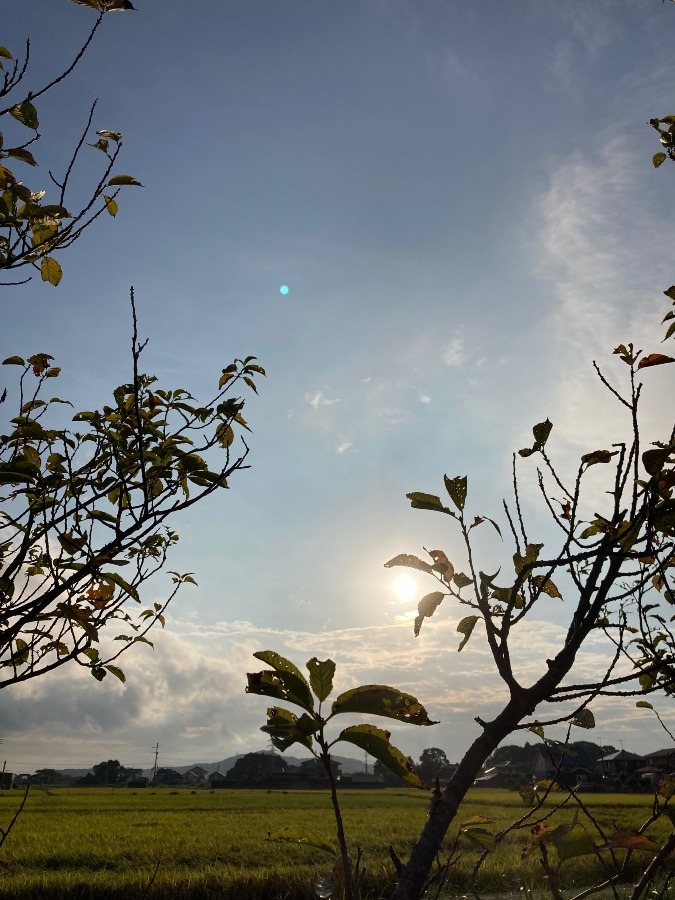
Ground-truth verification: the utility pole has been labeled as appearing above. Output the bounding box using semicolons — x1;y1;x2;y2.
151;743;159;782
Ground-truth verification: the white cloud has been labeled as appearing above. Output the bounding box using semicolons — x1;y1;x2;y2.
1;610;669;772
419;394;431;404
336;441;353;454
442;333;464;367
306;391;340;410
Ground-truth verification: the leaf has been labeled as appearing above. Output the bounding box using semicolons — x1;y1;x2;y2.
336;723;427;789
643;448;671;477
597;831;658;853
531;575;562;600
40;257;62;286
513;543;544;576
384;554;434;574
103;195;119;217
97;129;123;141
519;419;552;457
267;825;336;856
253;650;309;687
331;685;437;726
101;572;139;601
260;706;317;751
5;148;37;166
529;724;545;739
457;615;478;651
444;474;467;511
306;657;336;703
637;353;675;369
104;665;126;683
10;101;38;130
216;423;234;448
0;46;13;59
414;591;444;637
653;152;668;168
581;449;613;467
519;784;536;805
406;492;449;514
461;826;495;851
2;356;25;366
107;174;143;187
572;708;595;729
658;775;675;800
635;700;653;709
428;550;454;581
453;572;473;589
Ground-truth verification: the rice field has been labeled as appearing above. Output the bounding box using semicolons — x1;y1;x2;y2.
0;786;670;899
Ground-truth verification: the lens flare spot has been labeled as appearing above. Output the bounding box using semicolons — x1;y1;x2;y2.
279;285;289;295
392;574;418;603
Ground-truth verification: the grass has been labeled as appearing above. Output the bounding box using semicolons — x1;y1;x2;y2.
0;786;670;899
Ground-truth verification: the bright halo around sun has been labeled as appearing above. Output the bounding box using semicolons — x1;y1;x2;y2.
392;574;418;603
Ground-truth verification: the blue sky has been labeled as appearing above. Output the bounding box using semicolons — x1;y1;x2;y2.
1;0;674;772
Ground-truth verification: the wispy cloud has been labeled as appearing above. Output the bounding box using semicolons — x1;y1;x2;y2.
419;394;431;404
442;332;464;367
306;391;340;410
336;441;353;454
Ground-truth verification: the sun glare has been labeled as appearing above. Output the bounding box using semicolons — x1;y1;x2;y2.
392;574;418;603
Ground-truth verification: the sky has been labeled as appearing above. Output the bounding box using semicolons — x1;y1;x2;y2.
1;0;674;774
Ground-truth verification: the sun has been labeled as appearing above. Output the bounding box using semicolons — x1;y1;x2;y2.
392;574;418;603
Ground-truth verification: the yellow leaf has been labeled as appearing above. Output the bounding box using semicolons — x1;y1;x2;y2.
103;195;119;217
40;256;62;286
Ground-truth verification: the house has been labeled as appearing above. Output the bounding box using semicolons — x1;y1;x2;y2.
153;767;184;786
208;771;228;789
183;766;208;785
600;750;642;782
531;746;596;790
636;748;675;789
340;772;385;788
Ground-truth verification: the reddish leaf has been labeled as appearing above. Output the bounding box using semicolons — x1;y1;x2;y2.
597;830;659;852
637;353;675;370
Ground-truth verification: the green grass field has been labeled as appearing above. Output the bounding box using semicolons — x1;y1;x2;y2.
0;786;670;899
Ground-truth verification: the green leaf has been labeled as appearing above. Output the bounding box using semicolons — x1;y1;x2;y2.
653;152;668;168
306;657;336;703
253;650;310;687
405;492;449;513
5;148;37;166
529;724;545;739
91;667;107;681
260;706;318;751
531;575;562;600
2;356;25;366
216;423;234;448
40;256;62;286
107;174;143;187
104;665;126;683
101;572;139;601
331;685;437;726
0;46;13;60
383;554;434;574
636;700;653;709
267;825;336;856
10;101;39;130
457;615;478;651
57;531;87;555
414;591;445;637
444;474;467;511
572;708;595;729
513;543;544;575
461;826;495;851
247;659;314;713
336;724;427;789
